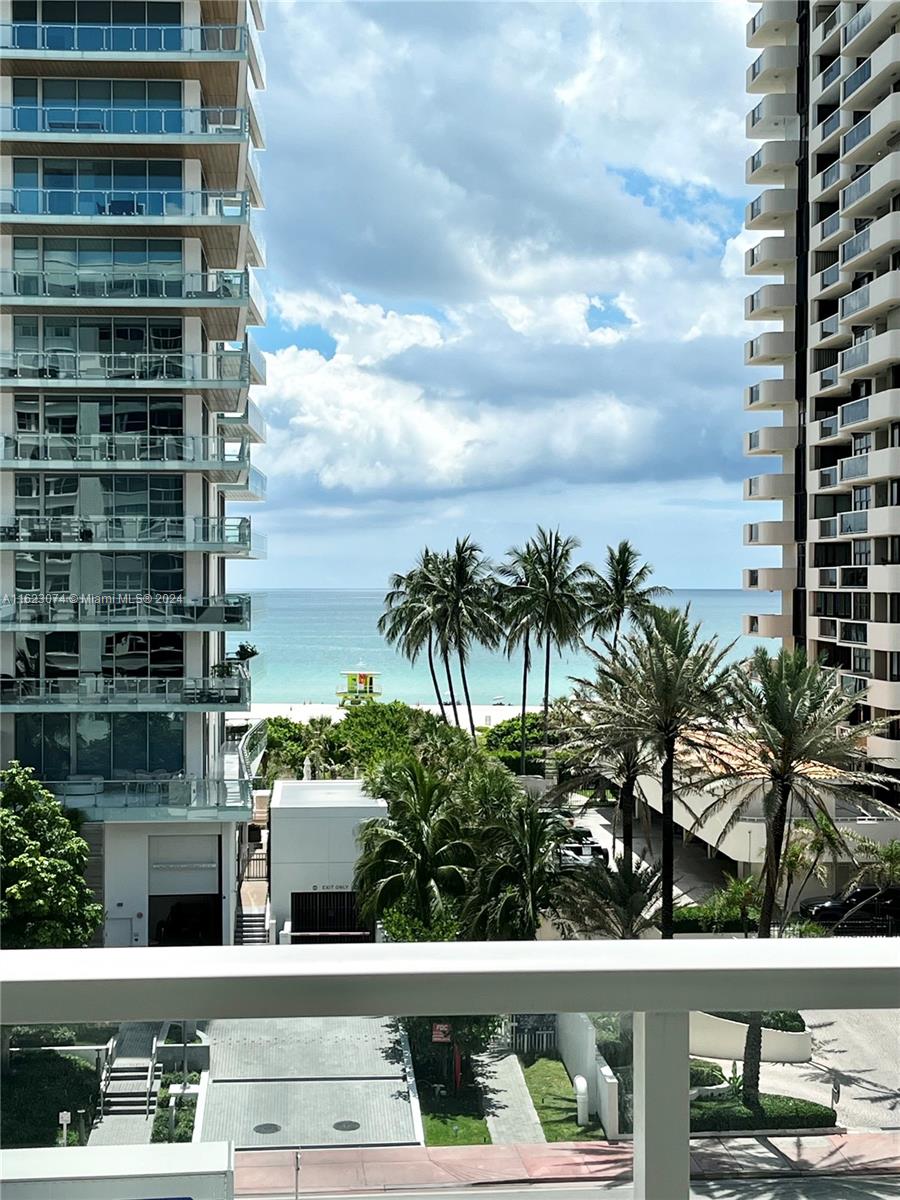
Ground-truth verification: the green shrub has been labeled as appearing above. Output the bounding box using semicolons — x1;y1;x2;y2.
710;1010;806;1033
483;713;547;753
690;1092;836;1132
8;1024;119;1048
590;1012;632;1069
690;1059;726;1089
482;749;546;776
2;1051;99;1147
672;905;758;934
150;1082;198;1143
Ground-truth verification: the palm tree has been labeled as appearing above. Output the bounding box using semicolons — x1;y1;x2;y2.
499;541;536;775
587;540;670;654
378;549;447;721
693;646;889;1108
779;812;848;933
832;836;900;930
558;857;662;939
441;537;501;738
507;527;594;765
556;657;656;863
704;873;762;939
464;796;571;939
593;605;734;940
354;760;473;925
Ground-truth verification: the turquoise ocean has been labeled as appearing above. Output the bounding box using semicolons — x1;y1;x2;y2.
230;589;780;706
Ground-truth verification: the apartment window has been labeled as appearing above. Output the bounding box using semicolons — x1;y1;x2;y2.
12;315;184;362
853;539;872;565
890;653;900;683
14;473;183;518
12;79;182;132
12;157;183;214
852;592;871;621
853;485;872;511
15;395;184;436
852;431;872;455
851;648;871;674
891;422;900;448
13;711;185;780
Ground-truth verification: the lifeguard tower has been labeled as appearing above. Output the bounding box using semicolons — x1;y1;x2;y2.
337;668;382;708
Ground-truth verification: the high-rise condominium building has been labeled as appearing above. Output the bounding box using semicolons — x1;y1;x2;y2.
0;0;267;945
743;0;900;777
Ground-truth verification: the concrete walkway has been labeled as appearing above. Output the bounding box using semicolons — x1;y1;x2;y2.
475;1049;545;1145
89;1022;161;1147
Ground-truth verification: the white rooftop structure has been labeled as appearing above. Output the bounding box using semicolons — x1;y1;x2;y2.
270;778;385;809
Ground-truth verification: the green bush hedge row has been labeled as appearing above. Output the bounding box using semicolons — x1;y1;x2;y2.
1;1052;99;1147
690;1093;836;1132
689;1059;726;1088
710;1010;806;1033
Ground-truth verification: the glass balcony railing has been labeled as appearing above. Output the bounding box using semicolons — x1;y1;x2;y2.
0;433;248;468
747;569;759;587
751;53;763;80
747;430;761;450
841;453;869;479
819;364;839;388
840;396;870;426
1;105;249;136
819;568;838;587
819;211;841;239
820;108;842;138
0;187;248;220
842;566;868;586
843;57;872;100
0;514;253;550
44;776;251;815
0;348;252;386
1;674;250;708
820;517;838;537
749;194;763;220
0;268;252;302
821;58;842;88
750;148;763;173
820;161;841;190
819;261;840;288
840;511;869;534
746;523;759;543
821;9;839;37
843;115;871;156
819;466;839;487
841;170;871;210
819;313;839;338
840;283;870;319
0;593;251;629
844;2;872;44
819;617;838;638
0;21;249;54
841;621;868;643
841;226;871;264
840;340;870;371
820;414;839;437
841;672;869;694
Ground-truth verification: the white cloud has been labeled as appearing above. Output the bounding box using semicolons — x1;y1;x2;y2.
274;290;446;364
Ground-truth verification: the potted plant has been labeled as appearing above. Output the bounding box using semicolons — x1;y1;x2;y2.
235;642;258;662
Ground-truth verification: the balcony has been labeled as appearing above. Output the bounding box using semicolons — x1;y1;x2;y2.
0;21;263;96
219;397;266;444
0;340;264;410
745;138;799;185
840;390;898;430
743;565;795;590
0;105;256;188
0;188;253;267
0;268;264;338
744;471;794;501
744;424;795;455
0;515;265;557
42;775;252;821
747;1;799;49
745;234;795;274
745;186;796;230
842;150;900;220
810;210;852;252
845;446;900;482
747;43;797;92
744;330;794;365
837;274;900;327
810;259;848;302
220;463;267;502
818;567;838;587
810;158;850;203
746;92;798;139
744;519;794;546
1;673;250;712
816;413;840;441
742;611;791;638
843;0;900;55
812;6;840;53
840;32;900;110
745;378;794;409
841;329;900;379
818;465;839;489
810;104;849;153
812;311;850;349
840;510;870;535
868;733;900;768
744;281;794;319
861;677;900;709
0;592;251;632
0;433;250;481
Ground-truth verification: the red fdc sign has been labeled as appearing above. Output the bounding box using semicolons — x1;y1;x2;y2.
431;1022;452;1043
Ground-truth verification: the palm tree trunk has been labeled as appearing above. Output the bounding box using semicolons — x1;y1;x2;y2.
427;631;447;723
542;638;552;775
611;613;622;656
443;651;460;727
660;737;676;940
519;630;530;775
620;776;635;865
742;782;790;1107
458;647;476;739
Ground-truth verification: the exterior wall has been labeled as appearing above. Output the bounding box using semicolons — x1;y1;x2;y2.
689;1011;812;1063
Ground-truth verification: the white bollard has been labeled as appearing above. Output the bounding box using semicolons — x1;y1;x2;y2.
573;1074;589;1126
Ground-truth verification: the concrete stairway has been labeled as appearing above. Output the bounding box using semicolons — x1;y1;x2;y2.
90;1021;163;1146
102;1062;162;1116
235;909;269;944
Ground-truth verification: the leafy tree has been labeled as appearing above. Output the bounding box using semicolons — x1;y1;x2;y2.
587;540;670;654
590;606;734;939
464;795;570;939
694;647;888;1108
379;548;448;720
704;874;762;939
558;857;662;939
1;763;104;950
354;760;473;924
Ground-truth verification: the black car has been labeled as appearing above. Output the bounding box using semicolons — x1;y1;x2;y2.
799;885;900;927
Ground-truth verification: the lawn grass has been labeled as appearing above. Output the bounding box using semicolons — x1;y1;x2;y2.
521;1056;605;1141
419;1085;491;1145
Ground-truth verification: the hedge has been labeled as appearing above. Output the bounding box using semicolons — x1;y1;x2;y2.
484;749;546;776
710;1010;806;1033
690;1059;726;1088
672;905;758;934
690;1092;836;1132
9;1024;118;1048
2;1051;99;1147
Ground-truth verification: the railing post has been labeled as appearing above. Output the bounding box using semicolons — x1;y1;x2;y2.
633;1010;690;1200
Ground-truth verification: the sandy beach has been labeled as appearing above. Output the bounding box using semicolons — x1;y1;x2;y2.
248;702;541;727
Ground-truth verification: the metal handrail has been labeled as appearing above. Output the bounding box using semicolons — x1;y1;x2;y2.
1;105;249;135
0;21;249;54
99;1033;117;1120
0;514;252;547
145;1034;159;1118
0;187;248;219
1;593;251;628
2;674;250;706
0;268;250;301
0;349;251;384
1;433;247;465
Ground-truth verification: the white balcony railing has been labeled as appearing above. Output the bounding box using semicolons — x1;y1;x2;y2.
0;940;895;1200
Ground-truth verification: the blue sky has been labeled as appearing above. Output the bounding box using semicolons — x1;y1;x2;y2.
231;0;776;591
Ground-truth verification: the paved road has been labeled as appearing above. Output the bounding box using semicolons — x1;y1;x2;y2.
757;1009;900;1131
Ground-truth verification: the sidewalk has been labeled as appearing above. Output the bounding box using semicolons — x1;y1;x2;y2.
234;1130;900;1194
475;1049;545;1145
